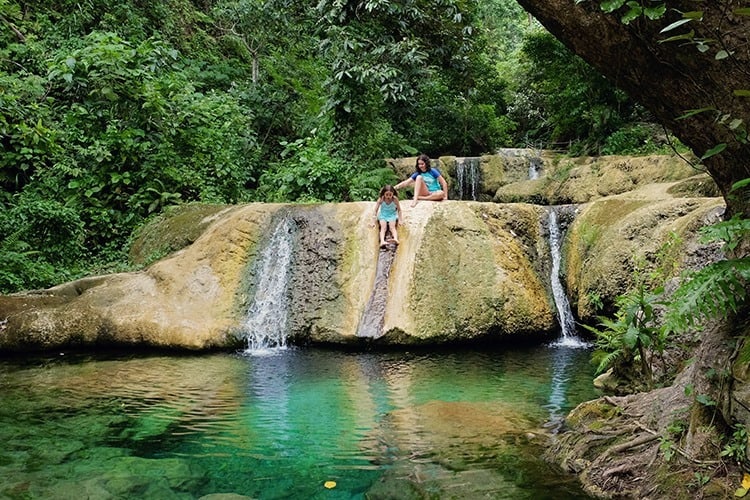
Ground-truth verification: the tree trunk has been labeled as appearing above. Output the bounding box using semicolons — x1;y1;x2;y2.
515;0;750;218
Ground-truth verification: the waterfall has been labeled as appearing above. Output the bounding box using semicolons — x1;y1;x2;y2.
547;209;588;348
243;217;295;354
455;157;480;201
528;156;542;180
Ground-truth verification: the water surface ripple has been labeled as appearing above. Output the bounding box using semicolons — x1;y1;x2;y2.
0;346;597;499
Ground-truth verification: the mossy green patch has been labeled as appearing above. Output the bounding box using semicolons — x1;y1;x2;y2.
129;203;230;266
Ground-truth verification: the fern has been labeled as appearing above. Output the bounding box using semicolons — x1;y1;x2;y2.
699;214;750;252
594;348;625;375
665;201;750;332
665;258;750;332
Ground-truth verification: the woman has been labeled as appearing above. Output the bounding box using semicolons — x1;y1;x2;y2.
394;153;449;207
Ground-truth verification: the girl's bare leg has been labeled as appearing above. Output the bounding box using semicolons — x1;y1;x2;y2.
411;177;429;207
388;221;399;244
418;190;445;201
379;220;387;246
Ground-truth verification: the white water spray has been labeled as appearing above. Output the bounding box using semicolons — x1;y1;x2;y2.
528;157;542;180
243;217;295;354
547;209;588;348
455;157;480;201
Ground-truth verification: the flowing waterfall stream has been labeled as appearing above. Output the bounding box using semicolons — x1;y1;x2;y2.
529;156;542;180
547;209;588;348
243;217;295;354
455;157;481;200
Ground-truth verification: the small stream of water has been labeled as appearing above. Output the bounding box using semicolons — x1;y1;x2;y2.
547;209;587;348
455;157;481;201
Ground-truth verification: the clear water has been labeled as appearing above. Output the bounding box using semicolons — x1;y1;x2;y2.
0;345;597;499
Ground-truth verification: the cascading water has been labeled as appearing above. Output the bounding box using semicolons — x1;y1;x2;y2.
528;156;542;180
455;157;480;201
547;209;588;348
243;217;295;354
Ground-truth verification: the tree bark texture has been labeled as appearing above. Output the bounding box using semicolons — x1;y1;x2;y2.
515;0;750;217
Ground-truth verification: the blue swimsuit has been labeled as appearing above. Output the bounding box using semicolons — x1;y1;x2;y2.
410;168;443;192
377;200;398;222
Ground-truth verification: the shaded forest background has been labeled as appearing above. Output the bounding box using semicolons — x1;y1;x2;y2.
0;0;678;292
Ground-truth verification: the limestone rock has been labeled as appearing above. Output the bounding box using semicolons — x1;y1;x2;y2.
0;201;557;351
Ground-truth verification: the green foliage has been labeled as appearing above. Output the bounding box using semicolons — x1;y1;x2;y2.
349;166;399;202
664;212;750;333
0;197;85;292
0;73;58;191
659;436;677;462
316;0;512;157
586;236;683;384
257;136;351;202
601;123;683;155
506;30;666;154
0;232;58;293
586;281;666;382
0;0;683;292
720;424;748;464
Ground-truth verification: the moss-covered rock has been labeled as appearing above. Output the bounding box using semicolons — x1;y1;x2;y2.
129;203;232;266
0;152;724;353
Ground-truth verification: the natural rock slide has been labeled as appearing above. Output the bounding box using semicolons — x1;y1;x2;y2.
0;153;722;353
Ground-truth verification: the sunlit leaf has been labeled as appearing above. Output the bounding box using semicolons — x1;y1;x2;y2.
644;5;667;19
600;0;626;13
716;50;730;60
733;8;750;16
681;11;704;20
696;394;716;406
660;18;692;33
659;30;695;43
622;5;642;23
324;481;337;489
677;107;715;120
736;487;748;498
700;143;727;160
742;473;750;489
734;90;750;97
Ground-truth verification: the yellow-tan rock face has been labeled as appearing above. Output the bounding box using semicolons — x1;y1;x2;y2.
0;153;723;352
0;201;558;351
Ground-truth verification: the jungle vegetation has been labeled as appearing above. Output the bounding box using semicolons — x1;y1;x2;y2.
0;0;683;292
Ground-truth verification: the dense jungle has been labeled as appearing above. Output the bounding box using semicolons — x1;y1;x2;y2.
2;0;750;498
1;0;685;292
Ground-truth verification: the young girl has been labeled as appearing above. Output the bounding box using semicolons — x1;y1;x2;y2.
393;153;448;207
374;185;402;248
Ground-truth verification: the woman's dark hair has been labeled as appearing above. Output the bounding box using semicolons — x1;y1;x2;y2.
414;153;431;173
379;184;397;198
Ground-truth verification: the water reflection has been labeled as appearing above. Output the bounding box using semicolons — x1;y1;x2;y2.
0;347;597;499
545;345;582;432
